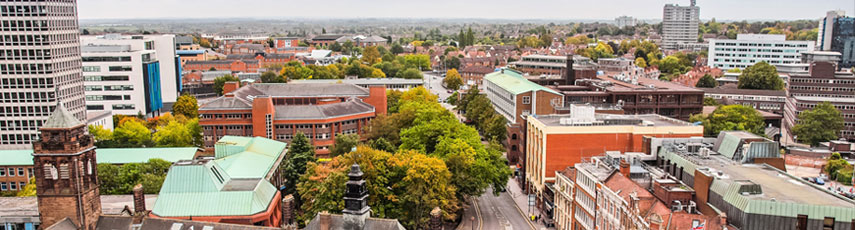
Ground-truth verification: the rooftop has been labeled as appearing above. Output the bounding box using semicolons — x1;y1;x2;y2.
484;69;561;95
272;100;375;120
534;113;693;127
701;86;787;97
233;83;369;99
152;136;287;217
599;75;701;93
289;78;424;85
0;147;199;166
0;195;158;222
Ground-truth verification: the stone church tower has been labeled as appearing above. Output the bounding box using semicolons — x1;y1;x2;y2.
32;102;101;230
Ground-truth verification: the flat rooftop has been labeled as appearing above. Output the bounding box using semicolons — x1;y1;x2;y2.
718;163;854;208
289;78;424;85
600;75;701;93
535;113;693;127
577;162;614;181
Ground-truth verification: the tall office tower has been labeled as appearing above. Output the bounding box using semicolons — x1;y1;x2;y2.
662;0;700;50
0;0;87;149
817;10;845;51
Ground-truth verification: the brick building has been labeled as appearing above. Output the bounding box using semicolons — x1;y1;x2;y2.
562;75;704;121
525;107;703;202
702;85;788;115
310;34;346;47
483;69;564;164
459;65;494;87
198;83;386;157
32;103;102;230
183;59;260;73
785;51;855;141
273;37;300;49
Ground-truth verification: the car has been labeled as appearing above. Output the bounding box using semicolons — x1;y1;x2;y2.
815;177;825;185
447;90;453;93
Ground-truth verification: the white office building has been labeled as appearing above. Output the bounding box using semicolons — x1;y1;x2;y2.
708;34;815;70
662;1;700;50
817;10;846;51
614;16;637;28
80;34;180;116
0;0;87;149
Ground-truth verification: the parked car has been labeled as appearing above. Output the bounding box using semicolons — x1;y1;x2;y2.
447;90;453;93
815;177;825;185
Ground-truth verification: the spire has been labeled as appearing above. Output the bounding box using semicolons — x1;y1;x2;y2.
42;101;83;129
343;164;370;229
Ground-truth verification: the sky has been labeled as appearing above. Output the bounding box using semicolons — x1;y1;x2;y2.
78;0;854;21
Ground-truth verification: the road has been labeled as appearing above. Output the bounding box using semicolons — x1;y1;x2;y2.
424;72;453;100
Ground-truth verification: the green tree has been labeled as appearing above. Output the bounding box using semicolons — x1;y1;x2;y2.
260;71;286;83
691;105;765;137
443;69;463;90
172;94;199;118
113;119;152;147
703;97;720;106
369;137;396;153
88;124;113;142
362;46;381;65
330;134;360;157
391;44;404;54
153;120;192;147
213;74;240;95
695;74;717;88
738;62;784;90
283;132;316;215
400;68;423;79
793;102;845;146
657;56;692;76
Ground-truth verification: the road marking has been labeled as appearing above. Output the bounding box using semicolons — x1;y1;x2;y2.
473;198;484;230
506;193;536;230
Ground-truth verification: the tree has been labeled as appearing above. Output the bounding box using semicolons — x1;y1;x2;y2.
113;119;152;147
443;69;463;90
172;94;199;118
400;68;423;79
282;132;316;215
695;74;717;88
657;56;692;76
97;159;170;195
391;44;404;55
635;57;647;68
369;137;396;153
793;102;844;146
213;74;240;96
738;62;784;90
362;46;381;65
153;120;192;147
260;71;286;83
16;177;36;197
89;125;113;142
330;134;360;157
703;97;720;106
691;105;765;137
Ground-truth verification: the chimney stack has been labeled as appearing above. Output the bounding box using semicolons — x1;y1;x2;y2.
619;159;631;178
319;211;331;230
429;207;443;230
132;184;146;214
223;81;240;95
565;55;576;85
282;194;295;226
719;213;728;226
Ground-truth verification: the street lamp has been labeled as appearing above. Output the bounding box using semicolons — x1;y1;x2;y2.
471;216;475;230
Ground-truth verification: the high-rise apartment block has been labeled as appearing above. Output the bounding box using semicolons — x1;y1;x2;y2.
817;10;845;51
662;1;700;50
0;0;87;149
614;16;637;28
816;10;855;68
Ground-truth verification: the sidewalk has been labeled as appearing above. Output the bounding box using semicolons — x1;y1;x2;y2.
506;178;551;230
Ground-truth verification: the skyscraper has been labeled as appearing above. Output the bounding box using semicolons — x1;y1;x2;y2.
662;0;700;50
0;0;87;149
817;10;845;51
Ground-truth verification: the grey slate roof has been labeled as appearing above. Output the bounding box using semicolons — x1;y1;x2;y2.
95;216;133;230
45;218;78;230
139;217;280;230
312;34;346;41
304;213;406;230
235;83;369;99
273;100;374;120
42;102;83;128
199;97;253;110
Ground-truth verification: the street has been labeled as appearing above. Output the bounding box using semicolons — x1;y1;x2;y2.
424;72;453;100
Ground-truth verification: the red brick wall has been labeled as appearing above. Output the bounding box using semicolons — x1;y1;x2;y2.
543;133;698;179
362;86;388;115
693;170;715;215
252;97;275;137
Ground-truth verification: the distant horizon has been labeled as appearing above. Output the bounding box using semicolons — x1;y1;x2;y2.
77;0;853;22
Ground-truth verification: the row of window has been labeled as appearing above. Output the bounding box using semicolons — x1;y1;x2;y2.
84;85;133;91
791;85;855;93
0;133;37;145
83;75;130;82
0;105;55;117
0;91;56;103
81;65;132;72
0;181;27;191
0;34;49;46
85;95;129;101
0;77;54;89
791;78;855;85
86;104;135;111
82;56;131;62
0;167;30;177
0;119;44;131
714;42;809;48
0;5;47;16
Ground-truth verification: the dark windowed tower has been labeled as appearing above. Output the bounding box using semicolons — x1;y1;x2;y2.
0;0;87;149
32;102;101;230
343;163;370;229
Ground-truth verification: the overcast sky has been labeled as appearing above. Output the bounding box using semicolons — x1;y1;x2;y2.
78;0;853;21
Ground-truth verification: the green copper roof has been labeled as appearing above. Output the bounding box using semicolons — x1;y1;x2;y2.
0;147;198;166
483;69;561;95
152;136;288;217
716;133;742;159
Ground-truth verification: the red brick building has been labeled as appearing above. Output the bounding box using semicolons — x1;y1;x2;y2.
459;65;494;86
273;37;300;49
199;82;387;157
184;59;260;73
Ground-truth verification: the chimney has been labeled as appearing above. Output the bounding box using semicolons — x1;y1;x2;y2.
223;81;240;94
319;211;331;230
719;213;727;226
132;184;146;214
282;194;295;226
620;159;631;178
565;55;576;85
429;207;443;230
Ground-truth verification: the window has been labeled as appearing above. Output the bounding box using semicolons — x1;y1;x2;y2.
797;215;808;230
82;66;100;72
522;96;531;104
0;182;5;191
17;168;23;176
9;182;16;190
0;167;5;176
825;217;835;230
108;66;132;72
